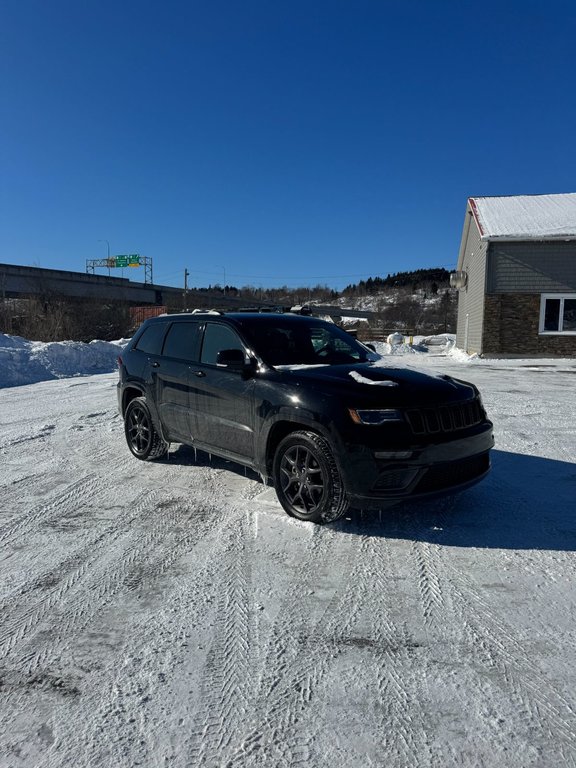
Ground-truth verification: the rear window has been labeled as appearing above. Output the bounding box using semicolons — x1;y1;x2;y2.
134;323;168;355
162;322;200;361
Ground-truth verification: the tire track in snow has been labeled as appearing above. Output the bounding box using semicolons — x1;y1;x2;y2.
0;488;163;663
43;497;248;768
0;475;103;549
24;491;207;678
341;526;433;768
412;539;445;625
408;507;576;762
65;408;129;467
183;505;256;768
1;451;245;670
452;574;576;757
0;423;57;452
0;449;206;666
224;523;411;768
246;519;433;768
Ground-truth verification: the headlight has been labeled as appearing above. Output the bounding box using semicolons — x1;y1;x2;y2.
348;408;404;425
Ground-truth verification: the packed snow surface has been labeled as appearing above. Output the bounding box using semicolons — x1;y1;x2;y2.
1;335;576;767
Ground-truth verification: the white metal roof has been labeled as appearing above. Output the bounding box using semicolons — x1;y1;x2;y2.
469;193;576;241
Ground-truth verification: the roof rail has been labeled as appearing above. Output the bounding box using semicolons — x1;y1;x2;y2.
190;309;223;315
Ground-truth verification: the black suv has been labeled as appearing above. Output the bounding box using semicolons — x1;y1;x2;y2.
117;312;493;523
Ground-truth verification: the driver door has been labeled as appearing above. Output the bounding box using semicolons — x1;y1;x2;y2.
190;322;256;461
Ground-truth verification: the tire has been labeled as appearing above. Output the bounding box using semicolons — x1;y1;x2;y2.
273;430;349;524
124;396;168;461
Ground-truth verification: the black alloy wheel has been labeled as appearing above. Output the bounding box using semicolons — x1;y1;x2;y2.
124;396;168;461
273;430;348;524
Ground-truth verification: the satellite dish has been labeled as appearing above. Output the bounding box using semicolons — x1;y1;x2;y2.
450;271;468;289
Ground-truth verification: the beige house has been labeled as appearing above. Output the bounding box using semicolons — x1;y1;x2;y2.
452;193;576;356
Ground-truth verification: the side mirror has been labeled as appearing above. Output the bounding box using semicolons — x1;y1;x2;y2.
216;348;255;374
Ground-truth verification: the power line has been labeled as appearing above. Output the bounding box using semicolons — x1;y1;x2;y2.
155;263;457;286
187;265;456;282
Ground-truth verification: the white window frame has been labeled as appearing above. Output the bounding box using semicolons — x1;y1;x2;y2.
539;293;576;335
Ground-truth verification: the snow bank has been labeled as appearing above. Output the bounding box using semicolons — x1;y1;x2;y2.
446;346;479;362
0;334;128;389
367;334;457;358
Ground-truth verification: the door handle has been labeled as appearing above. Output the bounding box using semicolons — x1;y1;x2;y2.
151;361;160;368
193;370;206;377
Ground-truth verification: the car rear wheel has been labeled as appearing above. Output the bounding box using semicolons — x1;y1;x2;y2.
124;396;168;461
273;431;348;524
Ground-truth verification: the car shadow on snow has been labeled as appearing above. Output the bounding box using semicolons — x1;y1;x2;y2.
162;445;576;551
338;449;576;552
163;443;265;480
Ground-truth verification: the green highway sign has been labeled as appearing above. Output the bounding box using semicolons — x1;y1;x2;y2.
113;254;140;268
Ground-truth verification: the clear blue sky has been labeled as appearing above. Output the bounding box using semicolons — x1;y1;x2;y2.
2;0;575;291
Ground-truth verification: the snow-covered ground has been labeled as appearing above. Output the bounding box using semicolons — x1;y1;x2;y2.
1;334;576;767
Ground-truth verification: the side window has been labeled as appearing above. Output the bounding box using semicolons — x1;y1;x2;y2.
134;323;168;355
310;326;361;360
200;323;244;365
540;294;576;333
333;336;361;359
543;298;561;331
310;327;331;352
162;322;200;361
565;299;576;331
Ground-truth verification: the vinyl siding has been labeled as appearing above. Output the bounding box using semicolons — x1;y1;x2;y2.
487;241;576;293
455;212;488;353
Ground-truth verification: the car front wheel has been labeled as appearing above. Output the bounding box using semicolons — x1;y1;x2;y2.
273;431;348;524
124;396;168;461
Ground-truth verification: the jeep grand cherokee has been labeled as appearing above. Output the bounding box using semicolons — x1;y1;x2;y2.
117;312;493;523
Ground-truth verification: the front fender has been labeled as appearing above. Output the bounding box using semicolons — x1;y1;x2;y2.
256;404;347;479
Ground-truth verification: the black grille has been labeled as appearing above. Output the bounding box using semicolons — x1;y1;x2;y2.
373;468;420;491
405;398;483;436
414;453;490;494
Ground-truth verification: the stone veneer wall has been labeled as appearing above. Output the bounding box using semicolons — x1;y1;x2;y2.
482;294;576;356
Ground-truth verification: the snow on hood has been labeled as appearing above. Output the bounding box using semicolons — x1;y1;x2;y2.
349;370;398;386
273;364;330;371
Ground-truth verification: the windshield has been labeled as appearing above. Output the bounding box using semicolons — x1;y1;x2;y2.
241;319;370;367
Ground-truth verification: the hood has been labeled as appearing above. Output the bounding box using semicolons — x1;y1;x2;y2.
274;362;477;405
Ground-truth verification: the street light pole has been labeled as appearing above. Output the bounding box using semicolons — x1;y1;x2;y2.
98;240;110;275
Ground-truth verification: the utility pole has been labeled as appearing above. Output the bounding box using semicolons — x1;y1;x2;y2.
183;268;189;311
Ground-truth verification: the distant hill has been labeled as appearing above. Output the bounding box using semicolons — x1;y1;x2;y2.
342;268;451;296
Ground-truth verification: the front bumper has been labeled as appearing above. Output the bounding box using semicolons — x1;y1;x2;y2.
341;423;494;507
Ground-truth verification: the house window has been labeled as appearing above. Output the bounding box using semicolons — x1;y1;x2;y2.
539;294;576;334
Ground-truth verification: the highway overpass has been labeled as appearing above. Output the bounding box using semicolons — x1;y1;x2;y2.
0;262;375;320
